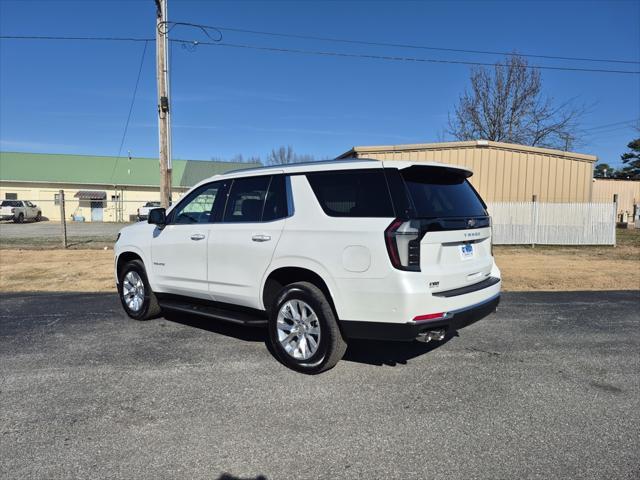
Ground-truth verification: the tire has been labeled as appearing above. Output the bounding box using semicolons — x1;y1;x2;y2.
35;212;41;222
117;259;161;321
268;281;347;374
14;213;24;223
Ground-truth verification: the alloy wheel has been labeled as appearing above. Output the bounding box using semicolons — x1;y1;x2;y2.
276;299;321;360
122;271;145;312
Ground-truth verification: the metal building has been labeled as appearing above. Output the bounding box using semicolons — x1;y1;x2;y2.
592;178;640;216
0;152;258;222
337;140;598;203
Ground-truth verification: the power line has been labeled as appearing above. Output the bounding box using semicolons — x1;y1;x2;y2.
586;126;639;139
169;37;640;75
158;21;222;42
583;119;640;131
165;20;640;65
110;40;148;182
0;35;151;42
116;40;148;157
2;34;639;75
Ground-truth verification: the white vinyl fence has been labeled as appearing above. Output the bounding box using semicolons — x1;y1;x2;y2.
488;202;616;246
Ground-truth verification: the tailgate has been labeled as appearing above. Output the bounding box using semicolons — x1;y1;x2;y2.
386;163;495;293
420;226;493;293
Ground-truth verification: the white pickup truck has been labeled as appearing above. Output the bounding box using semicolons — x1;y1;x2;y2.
0;200;42;223
137;201;161;221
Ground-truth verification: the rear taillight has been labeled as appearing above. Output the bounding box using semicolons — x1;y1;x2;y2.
489;216;494;256
385;219;421;271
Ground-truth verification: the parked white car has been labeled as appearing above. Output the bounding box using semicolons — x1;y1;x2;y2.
115;159;501;373
0;200;42;223
137;201;161;221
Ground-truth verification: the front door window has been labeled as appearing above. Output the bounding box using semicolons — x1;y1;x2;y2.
171;184;221;224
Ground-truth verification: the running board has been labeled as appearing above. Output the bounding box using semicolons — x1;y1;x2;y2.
158;296;268;326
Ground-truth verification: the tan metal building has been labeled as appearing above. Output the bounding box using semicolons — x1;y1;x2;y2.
591;178;640;216
338;140;598;203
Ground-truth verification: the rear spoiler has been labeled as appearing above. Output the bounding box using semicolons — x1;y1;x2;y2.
382;160;473;178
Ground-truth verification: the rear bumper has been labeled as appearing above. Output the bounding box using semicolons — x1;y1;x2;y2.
340;294;500;341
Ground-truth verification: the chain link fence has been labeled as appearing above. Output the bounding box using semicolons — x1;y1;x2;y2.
1;196;186;223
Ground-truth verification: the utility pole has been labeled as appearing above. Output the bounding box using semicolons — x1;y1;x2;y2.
155;0;172;208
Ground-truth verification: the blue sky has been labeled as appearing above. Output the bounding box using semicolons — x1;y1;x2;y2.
1;0;639;167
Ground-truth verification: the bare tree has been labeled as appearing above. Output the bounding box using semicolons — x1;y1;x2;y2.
229;154;263;164
211;154;263;164
267;146;294;165
448;55;585;150
266;145;315;165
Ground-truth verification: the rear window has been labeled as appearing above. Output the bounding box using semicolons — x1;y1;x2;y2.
306;169;395;218
392;166;486;218
1;200;19;207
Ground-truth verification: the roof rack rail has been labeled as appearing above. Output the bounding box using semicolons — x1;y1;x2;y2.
223;158;378;175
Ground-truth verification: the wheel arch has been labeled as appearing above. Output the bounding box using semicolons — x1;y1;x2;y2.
262;264;342;318
116;251;143;278
115;246;149;284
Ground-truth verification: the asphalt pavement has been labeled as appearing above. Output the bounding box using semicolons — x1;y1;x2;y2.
1;291;638;479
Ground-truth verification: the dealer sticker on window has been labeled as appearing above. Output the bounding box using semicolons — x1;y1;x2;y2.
460;243;474;260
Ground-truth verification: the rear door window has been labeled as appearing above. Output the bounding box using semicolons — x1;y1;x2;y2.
393;166;486;218
306;169;395;217
262;175;289;222
223;176;271;223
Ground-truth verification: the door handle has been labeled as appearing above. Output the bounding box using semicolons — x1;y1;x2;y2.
190;234;206;241
252;234;271;242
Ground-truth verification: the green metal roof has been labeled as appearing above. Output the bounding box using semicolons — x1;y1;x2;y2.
0;152;260;188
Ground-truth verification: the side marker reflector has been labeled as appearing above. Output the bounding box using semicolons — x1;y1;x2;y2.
413;312;446;322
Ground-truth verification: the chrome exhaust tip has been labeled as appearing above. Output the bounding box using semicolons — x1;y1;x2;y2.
431;329;446;341
416;329;446;343
416;332;433;343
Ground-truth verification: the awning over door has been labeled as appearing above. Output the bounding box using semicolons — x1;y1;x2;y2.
74;190;107;200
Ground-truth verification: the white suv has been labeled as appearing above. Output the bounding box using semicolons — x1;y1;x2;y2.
115;159;501;373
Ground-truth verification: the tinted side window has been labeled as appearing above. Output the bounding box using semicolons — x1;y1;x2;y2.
263;175;288;221
223;176;271;223
171;182;221;224
306;169;395;218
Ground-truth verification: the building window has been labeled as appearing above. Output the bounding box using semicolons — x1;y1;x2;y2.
5;193;17;200
54;193;61;205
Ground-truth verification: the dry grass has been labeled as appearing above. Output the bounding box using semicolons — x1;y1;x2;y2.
0;248;116;292
1;230;638;293
494;228;639;291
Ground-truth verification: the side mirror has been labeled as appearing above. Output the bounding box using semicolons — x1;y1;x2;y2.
148;208;166;226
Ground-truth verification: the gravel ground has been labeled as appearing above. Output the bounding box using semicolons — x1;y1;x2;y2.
0;291;638;479
0;220;126;239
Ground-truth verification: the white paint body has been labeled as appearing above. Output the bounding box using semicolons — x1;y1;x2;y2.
115;160;501;326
